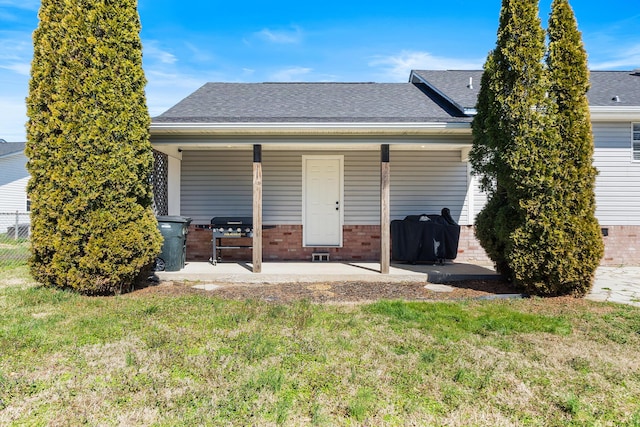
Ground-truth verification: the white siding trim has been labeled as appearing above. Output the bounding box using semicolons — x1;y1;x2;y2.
465;162;475;225
168;156;181;215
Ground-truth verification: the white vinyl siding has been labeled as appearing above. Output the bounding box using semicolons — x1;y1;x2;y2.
181;150;253;224
264;151;377;225
180;149;472;225
466;123;640;226
0;153;29;213
263;151;303;224
468;171;488;224
344;152;379;225
390;151;468;223
593;122;640;225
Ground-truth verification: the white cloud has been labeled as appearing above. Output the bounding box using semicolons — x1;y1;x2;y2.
144;69;206;116
0;35;32;66
0;0;39;10
0;10;17;21
370;50;484;82
143;41;177;65
184;42;215;63
0;33;30;141
0;62;30;76
269;66;313;82
589;44;640;70
256;26;303;44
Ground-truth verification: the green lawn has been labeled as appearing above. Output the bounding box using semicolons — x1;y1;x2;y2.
1;266;639;426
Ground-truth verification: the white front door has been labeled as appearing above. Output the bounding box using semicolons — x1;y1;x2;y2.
303;156;343;247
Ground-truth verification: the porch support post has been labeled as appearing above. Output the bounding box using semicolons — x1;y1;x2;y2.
380;144;390;274
253;145;263;273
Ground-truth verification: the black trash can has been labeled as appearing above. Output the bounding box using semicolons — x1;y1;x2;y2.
155;216;192;271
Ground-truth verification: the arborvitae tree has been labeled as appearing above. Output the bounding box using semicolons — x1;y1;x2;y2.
26;0;162;294
472;0;603;296
503;0;565;294
470;52;514;276
538;0;604;295
470;0;551;284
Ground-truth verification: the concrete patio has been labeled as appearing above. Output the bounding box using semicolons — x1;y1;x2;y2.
155;261;500;284
154;262;640;307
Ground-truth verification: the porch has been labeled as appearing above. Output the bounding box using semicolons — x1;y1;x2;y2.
154;260;499;284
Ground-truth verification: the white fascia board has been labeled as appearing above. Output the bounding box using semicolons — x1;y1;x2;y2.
590;106;640;121
150;122;472;136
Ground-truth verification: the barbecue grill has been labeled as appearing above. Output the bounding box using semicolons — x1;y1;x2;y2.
208;216;253;265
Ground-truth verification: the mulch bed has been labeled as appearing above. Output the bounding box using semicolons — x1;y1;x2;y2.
130;278;522;303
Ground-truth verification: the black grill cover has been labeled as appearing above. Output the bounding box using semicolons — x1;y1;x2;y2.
391;208;460;263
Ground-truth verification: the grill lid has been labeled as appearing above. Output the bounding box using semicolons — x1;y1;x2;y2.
210;217;253;227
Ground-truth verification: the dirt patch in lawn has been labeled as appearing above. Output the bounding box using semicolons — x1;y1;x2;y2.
130;278;523;303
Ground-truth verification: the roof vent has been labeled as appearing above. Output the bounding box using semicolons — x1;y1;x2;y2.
612;95;621;103
633;69;640;76
0;139;6;143
467;77;473;89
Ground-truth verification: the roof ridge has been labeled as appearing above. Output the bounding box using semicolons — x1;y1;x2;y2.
202;82;384;85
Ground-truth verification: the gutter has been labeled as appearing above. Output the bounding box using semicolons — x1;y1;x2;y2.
589;107;640;121
149;121;472;137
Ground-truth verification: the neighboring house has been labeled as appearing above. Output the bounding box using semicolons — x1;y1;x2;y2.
150;70;640;269
0;141;29;237
0;141;29;213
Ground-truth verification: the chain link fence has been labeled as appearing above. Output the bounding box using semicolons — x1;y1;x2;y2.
0;212;30;269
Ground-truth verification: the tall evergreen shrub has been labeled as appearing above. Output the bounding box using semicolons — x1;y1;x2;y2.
470;0;552;285
470;53;515;277
472;0;603;296
540;0;603;295
26;0;162;294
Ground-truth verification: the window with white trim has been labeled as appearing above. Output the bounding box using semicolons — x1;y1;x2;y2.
634;123;640;161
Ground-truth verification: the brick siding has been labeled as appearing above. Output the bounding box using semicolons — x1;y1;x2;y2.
600;225;640;266
185;224;640;266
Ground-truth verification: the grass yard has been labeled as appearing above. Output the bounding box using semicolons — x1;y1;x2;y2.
1;266;639;426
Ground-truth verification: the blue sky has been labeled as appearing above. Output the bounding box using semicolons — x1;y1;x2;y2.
1;0;639;142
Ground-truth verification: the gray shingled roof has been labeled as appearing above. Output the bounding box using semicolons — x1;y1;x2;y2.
411;70;483;113
0;142;25;158
412;70;640;111
153;71;640;126
587;71;640;106
153;82;471;124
